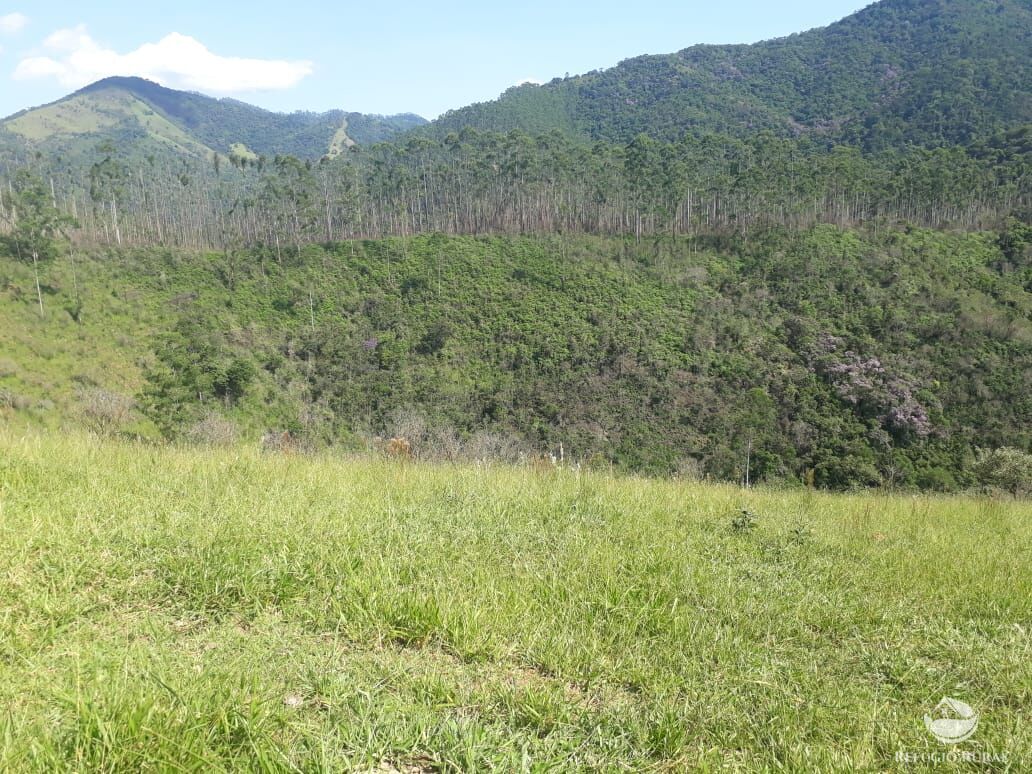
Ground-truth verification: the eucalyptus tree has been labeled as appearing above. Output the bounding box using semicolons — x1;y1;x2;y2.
2;168;77;317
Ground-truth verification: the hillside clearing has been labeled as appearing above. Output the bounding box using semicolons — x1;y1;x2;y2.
0;433;1027;770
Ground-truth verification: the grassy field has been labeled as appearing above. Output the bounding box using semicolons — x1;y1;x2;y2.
0;433;1028;771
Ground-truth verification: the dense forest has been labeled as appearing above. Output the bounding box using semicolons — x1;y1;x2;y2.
431;0;1032;149
1;226;1029;490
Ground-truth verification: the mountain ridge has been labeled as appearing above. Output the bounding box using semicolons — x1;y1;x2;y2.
0;76;427;162
0;0;1028;186
427;0;1032;148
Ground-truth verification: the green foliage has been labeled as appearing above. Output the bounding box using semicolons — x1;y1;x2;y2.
730;508;758;532
998;217;1032;265
972;447;1032;496
140;318;257;437
0;169;78;317
428;0;1032;150
3;225;1024;491
2;169;76;262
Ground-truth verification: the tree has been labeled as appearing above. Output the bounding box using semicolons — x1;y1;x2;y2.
2;169;77;317
140;317;256;438
87;144;129;246
972;448;1032;497
732;387;778;486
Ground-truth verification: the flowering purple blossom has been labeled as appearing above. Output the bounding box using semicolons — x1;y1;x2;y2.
814;338;934;438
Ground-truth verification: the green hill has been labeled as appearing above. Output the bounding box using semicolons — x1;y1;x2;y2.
0;76;427;164
1;227;1029;490
430;0;1032;149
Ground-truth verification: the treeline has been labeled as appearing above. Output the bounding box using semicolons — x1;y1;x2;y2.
1;127;1029;250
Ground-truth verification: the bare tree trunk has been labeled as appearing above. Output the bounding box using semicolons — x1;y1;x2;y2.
32;250;44;318
111;199;122;246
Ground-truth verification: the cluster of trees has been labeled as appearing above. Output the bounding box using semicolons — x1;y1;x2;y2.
0;168;76;317
2;162;1028;490
2;125;1028;251
123;227;1030;490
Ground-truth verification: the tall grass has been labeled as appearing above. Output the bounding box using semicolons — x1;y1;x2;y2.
0;432;1027;771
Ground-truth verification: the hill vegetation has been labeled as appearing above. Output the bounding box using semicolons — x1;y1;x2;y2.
0;77;427;165
0;1;1030;767
0;1;1027;253
431;0;1032;149
70;78;427;156
1;228;1029;491
0;0;1028;495
1;122;1026;252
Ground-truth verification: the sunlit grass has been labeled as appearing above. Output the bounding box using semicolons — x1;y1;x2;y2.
0;432;1028;771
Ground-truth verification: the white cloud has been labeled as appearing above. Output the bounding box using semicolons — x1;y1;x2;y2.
13;25;313;94
0;12;28;34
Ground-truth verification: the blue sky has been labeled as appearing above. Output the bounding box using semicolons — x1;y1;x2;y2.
0;1;871;120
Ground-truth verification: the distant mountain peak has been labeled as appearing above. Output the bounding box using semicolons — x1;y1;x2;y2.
2;76;427;162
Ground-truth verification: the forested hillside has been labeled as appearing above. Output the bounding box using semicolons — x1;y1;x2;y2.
68;78;427;156
0;0;1029;493
431;0;1031;148
0;0;1026;251
2;227;1029;489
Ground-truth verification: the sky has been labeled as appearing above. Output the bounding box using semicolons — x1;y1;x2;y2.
0;1;872;120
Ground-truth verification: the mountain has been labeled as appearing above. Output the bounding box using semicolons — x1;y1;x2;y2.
3;0;1026;168
0;76;427;163
429;0;1032;149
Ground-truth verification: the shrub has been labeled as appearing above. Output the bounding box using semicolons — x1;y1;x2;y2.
385;437;413;460
185;413;239;446
0;389;33;411
731;508;758;532
261;430;300;454
972;447;1032;497
78;388;134;435
385;407;428;455
462;430;525;464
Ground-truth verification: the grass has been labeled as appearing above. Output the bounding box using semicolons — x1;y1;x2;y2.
0;432;1028;771
4;94;119;141
5;89;215;160
0;253;156;434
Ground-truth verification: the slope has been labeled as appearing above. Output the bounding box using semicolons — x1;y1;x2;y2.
0;77;428;164
1;227;1028;489
430;0;1032;148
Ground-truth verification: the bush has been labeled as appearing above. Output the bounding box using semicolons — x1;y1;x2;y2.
464;430;526;464
185;413;239;446
78;388;134;435
972;447;1032;497
385;437;413;460
0;389;33;411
